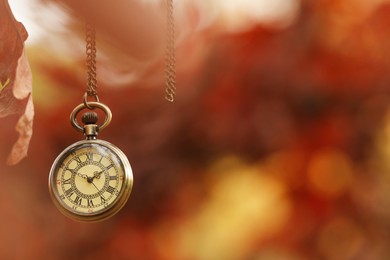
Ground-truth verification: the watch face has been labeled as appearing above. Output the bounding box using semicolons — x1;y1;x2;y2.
49;140;133;222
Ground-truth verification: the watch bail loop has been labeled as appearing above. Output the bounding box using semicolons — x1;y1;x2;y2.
70;102;112;134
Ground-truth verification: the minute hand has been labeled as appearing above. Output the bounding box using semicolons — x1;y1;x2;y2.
93;169;105;179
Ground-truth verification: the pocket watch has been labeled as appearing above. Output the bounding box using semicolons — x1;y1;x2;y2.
49;102;133;222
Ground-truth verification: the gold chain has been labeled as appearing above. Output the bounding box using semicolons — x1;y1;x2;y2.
165;0;176;102
84;0;176;103
85;22;98;99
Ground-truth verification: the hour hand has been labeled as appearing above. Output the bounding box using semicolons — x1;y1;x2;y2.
78;173;89;180
68;168;88;180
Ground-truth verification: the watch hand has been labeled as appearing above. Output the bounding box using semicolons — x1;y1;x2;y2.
93;170;105;179
78;173;88;180
67;168;88;180
91;181;99;191
90;181;105;200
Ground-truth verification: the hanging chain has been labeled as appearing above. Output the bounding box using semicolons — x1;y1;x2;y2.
85;22;98;100
165;0;176;102
84;0;176;103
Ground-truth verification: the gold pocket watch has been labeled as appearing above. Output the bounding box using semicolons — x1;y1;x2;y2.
49;102;133;222
48;3;176;221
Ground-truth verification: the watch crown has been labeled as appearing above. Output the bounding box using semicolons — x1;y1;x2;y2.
82;112;99;125
82;112;99;139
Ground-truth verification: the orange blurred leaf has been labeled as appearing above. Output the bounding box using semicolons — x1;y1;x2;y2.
0;0;33;165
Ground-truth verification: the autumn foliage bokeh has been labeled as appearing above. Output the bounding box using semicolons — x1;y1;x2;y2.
2;0;390;259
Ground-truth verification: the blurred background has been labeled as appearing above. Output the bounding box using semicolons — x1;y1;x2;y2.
2;0;390;259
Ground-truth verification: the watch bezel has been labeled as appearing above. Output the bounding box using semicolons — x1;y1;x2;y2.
49;139;133;222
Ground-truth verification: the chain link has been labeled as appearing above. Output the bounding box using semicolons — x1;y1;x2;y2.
165;0;176;102
85;22;98;98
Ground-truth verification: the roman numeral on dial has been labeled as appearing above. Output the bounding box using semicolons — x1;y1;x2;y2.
87;199;94;207
106;186;116;194
74;156;82;164
74;196;82;205
86;152;93;161
65;188;74;197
